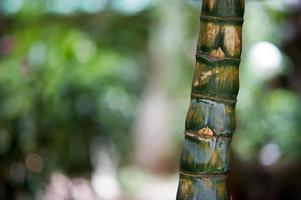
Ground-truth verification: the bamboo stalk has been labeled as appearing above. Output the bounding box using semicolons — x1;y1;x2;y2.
176;0;245;199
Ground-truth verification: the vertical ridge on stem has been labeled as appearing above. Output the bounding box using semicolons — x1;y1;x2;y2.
176;0;245;199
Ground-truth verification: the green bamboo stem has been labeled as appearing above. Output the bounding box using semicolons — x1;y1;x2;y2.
176;0;245;199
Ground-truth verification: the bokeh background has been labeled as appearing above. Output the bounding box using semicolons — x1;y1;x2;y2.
1;0;301;199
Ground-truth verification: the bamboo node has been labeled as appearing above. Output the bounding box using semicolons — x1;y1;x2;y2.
209;47;225;60
200;15;244;23
180;170;228;179
191;92;237;104
197;126;214;138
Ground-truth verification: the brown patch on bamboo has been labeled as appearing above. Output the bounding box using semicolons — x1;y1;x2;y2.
216;180;227;199
200;71;213;82
200;22;220;47
223;25;242;57
180;178;194;199
208;0;217;11
240;0;245;9
202;0;217;12
192;62;200;87
210;150;219;165
215;66;237;90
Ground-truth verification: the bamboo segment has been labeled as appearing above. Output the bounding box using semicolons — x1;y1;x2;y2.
177;0;244;199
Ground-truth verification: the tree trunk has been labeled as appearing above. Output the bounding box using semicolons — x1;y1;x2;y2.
176;0;245;199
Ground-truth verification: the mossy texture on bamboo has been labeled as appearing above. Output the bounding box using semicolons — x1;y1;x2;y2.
177;0;244;199
185;98;236;137
192;58;239;101
177;174;227;200
180;135;231;174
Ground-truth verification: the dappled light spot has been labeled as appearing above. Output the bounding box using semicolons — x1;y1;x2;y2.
73;38;96;64
25;153;44;173
111;0;151;14
1;0;23;14
48;0;107;14
259;143;281;166
249;41;282;80
81;0;107;13
28;42;47;66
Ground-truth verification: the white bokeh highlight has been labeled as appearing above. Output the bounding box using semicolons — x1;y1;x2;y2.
249;41;282;80
259;143;281;166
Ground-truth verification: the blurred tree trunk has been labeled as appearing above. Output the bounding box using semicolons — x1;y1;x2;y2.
134;0;185;172
176;0;245;199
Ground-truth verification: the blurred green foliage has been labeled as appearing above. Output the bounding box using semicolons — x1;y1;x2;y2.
233;1;301;164
0;1;153;197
